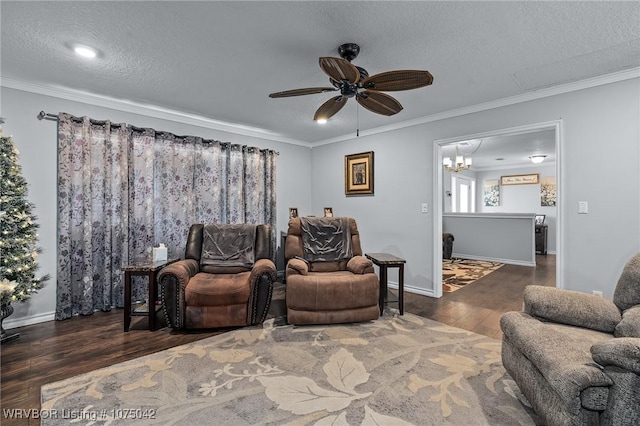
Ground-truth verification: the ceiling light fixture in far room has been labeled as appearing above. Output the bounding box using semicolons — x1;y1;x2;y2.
443;144;472;173
316;118;327;124
529;155;547;164
72;44;98;59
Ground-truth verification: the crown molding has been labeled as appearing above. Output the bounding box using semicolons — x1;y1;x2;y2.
0;77;311;147
3;66;638;148
312;66;640;146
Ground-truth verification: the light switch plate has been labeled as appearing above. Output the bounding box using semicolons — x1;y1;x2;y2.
578;201;588;214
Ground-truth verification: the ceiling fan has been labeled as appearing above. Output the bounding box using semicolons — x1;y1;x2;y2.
268;43;434;122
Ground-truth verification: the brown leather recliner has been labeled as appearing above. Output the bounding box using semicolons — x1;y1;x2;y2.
284;217;380;325
159;223;277;330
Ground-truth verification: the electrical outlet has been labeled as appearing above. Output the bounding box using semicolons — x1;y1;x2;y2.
592;290;603;297
421;203;428;213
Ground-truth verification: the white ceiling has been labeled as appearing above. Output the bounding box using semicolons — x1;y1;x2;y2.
442;129;556;170
2;1;639;147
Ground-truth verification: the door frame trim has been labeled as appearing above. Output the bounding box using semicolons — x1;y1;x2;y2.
433;120;563;298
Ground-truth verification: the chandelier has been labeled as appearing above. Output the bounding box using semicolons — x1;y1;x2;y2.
443;144;472;173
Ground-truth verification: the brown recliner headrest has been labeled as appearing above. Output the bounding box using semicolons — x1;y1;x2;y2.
284;217;363;263
184;223;272;269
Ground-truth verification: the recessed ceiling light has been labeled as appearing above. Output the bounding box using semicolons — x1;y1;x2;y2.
72;44;98;59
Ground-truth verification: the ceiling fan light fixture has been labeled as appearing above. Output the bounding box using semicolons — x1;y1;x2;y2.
268;42;433;121
529;155;547;164
316;118;328;124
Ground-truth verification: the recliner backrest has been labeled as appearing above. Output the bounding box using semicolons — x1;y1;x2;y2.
613;252;640;311
184;223;272;274
285;217;363;272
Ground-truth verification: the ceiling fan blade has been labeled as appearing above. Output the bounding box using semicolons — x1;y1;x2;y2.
362;70;434;91
319;57;360;84
356;91;403;116
269;87;336;98
314;96;348;121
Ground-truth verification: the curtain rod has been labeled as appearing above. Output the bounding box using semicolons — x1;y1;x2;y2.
35;110;279;154
37;111;58;121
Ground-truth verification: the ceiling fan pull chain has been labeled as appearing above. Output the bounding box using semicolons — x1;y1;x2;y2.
356;101;360;137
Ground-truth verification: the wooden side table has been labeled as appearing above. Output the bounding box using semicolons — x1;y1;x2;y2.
122;258;177;331
365;253;406;315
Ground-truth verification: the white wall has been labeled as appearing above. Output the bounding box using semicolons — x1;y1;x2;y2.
1;86;313;327
476;164;556;253
311;78;640;298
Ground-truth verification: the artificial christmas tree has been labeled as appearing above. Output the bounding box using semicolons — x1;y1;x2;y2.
0;133;49;343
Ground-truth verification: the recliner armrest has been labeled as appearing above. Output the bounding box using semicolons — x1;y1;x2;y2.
524;285;621;333
158;259;199;330
286;258;309;276
250;258;277;283
347;255;374;274
591;338;640;375
158;259;199;290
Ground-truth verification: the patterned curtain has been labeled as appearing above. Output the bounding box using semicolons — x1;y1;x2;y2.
56;114;277;320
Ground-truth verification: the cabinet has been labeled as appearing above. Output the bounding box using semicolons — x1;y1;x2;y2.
535;224;548;255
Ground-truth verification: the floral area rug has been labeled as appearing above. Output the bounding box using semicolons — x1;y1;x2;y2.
443;258;505;293
41;310;540;425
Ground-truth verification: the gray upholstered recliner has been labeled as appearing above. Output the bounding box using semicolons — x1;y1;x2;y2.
284;217;380;325
159;223;277;330
500;252;640;426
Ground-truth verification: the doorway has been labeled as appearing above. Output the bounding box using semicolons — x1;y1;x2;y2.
432;120;563;298
452;175;476;213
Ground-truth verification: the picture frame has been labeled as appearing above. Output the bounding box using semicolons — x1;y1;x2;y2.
500;173;539;186
535;214;546;225
324;207;333;217
288;207;298;219
345;151;374;195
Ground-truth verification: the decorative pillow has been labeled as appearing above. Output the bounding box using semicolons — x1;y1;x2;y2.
614;305;640;338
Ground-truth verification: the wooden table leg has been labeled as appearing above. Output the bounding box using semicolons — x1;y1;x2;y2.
398;264;404;315
148;271;157;331
379;265;388;315
124;271;132;332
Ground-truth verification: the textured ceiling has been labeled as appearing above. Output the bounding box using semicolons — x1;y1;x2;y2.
2;1;639;145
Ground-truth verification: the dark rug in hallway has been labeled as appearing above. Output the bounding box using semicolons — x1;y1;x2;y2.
443;258;504;292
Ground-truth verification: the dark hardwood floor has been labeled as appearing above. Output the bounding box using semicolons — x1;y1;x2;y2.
0;255;554;425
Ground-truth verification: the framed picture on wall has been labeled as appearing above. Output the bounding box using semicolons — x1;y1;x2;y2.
345;151;374;195
289;207;298;219
324;207;333;217
500;173;539;185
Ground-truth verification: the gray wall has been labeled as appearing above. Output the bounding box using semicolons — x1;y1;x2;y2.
3;76;639;326
443;213;536;266
476;164;557;253
310;78;640;298
1;86;313;326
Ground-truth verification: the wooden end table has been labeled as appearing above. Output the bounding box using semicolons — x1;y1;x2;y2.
122;258;177;331
365;253;406;315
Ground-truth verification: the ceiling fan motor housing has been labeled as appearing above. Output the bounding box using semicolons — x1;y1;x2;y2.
338;43;360;62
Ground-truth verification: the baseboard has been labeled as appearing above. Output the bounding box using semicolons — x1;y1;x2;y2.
386;281;436;297
3;311;55;330
451;252;536;267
